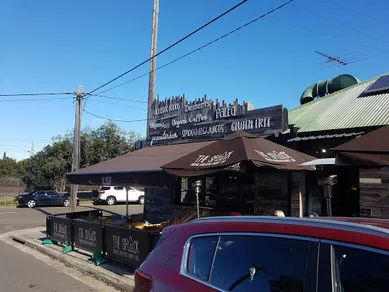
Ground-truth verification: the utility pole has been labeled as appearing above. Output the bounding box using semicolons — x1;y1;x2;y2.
146;0;159;138
70;86;83;212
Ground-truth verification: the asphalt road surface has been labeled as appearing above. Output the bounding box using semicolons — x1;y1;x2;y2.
0;203;143;291
0;204;144;234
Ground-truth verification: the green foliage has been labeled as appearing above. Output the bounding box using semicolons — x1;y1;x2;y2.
0;157;21;177
20;121;143;192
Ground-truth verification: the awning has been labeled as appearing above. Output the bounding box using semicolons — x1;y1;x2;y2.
67;140;214;186
287;132;364;142
300;158;335;166
333;125;389;166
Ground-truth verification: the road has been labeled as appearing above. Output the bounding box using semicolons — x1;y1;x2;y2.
0;204;143;234
0;204;143;291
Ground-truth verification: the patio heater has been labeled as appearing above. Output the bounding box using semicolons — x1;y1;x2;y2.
318;175;337;217
193;180;202;218
125;186;130;219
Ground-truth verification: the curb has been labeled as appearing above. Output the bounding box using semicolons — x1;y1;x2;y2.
10;236;134;292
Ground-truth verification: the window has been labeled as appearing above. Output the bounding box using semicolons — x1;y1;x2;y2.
35;191;46;197
100;186;110;191
209;235;311;291
114;187;124;190
330;244;389;292
46;191;57;196
186;236;218;281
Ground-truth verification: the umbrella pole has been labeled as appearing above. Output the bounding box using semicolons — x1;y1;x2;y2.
194;180;202;218
125;186;129;220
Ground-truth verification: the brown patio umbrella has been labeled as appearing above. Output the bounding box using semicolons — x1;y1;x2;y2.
162;131;316;177
334;125;389;166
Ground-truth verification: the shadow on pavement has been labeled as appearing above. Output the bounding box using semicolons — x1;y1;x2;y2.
85;206;120;215
33;208;53;216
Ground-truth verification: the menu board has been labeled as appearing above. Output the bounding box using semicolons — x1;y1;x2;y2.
144;187;175;224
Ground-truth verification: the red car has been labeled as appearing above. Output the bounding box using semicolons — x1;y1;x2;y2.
134;216;389;292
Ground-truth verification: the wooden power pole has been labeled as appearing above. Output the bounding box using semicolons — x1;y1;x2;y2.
70;86;83;212
146;0;159;137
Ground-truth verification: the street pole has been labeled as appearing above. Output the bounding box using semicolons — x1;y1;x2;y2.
70;86;83;212
146;0;159;138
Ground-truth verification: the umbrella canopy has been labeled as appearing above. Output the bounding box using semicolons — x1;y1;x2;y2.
333;125;389;166
162;131;316;177
67;140;213;186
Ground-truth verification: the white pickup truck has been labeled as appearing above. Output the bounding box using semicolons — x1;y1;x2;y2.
96;186;145;205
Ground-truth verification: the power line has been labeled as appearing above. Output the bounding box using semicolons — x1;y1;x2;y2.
97;0;295;95
83;109;148;123
91;99;147;110
0;97;71;102
89;94;147;104
322;0;389;25
0;138;51;141
293;3;389;47
287;23;388;54
88;0;249;94
0;92;73;97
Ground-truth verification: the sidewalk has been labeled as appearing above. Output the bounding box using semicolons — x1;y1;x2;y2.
1;227;135;291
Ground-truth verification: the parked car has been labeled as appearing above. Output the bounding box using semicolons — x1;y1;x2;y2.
94;186;145;205
134;216;389;292
18;190;79;208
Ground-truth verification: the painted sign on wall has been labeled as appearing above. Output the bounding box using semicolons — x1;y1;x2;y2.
146;95;288;146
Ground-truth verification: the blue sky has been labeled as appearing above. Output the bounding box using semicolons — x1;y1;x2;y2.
1;0;388;160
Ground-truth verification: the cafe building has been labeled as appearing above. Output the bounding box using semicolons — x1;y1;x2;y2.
68;95;317;223
278;73;389;218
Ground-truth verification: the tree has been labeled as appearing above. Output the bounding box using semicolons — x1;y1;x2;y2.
20;121;143;191
0;157;21;177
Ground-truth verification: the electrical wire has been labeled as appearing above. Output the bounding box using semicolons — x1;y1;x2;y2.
91;99;147;110
88;0;249;94
0;97;71;102
292;3;389;47
97;0;295;95
89;94;147;104
83;109;148;123
0;92;73;97
322;0;389;25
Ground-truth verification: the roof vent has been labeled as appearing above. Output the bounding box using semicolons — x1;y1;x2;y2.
300;74;360;105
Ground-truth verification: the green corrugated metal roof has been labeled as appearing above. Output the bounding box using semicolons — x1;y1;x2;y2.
288;75;389;133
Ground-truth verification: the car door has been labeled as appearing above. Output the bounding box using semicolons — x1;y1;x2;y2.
112;186;125;202
318;240;389;292
35;191;50;206
46;191;62;206
174;233;318;292
127;187;139;202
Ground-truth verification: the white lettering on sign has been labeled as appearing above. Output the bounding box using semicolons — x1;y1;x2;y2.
110;235;140;262
154;103;180;115
231;117;271;132
149;122;166;130
182;125;224;138
215;106;237;119
102;176;112;185
122;237;140;255
185;101;211;112
150;131;178;145
255;150;296;163
189;114;208;123
190;151;234;167
78;227;98;248
172;118;188;128
53;222;68;240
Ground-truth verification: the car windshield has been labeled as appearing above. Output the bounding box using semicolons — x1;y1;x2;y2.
100;187;111;191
